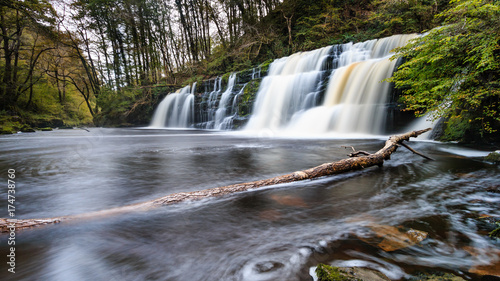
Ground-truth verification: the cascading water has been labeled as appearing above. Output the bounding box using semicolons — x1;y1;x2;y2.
244;46;333;131
201;77;223;129
214;73;237;129
149;34;419;133
245;34;418;136
216;85;248;130
149;84;195;128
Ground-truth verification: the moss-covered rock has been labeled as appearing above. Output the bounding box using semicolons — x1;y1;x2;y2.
0;114;21;134
315;264;391;281
0;128;15;134
221;72;232;84
20;124;35;132
0;123;17;134
484;151;500;164
237;78;261;118
316;264;359;281
259;59;274;75
31;118;64;128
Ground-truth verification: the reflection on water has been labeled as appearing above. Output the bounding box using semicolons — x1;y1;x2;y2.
0;128;499;280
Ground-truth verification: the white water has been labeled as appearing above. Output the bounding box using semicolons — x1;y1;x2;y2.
245;34;418;136
216;85;248;130
150;84;195;128
214;73;237;129
244;46;333;131
150;34;418;133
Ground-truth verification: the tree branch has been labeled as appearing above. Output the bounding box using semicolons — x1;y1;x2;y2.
400;142;435;161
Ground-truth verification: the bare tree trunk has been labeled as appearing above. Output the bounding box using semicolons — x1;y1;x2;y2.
284;13;293;48
0;129;432;233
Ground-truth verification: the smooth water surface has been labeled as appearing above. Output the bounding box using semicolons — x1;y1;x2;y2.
0;128;499;280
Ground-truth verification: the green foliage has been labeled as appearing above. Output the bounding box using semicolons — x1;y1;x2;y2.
237;79;261;117
0;113;20;134
0;75;93;130
370;0;448;36
183;75;205;88
221;72;232;85
291;0;373;50
389;0;500;142
230;59;254;73
94;87;142;125
441;115;471;141
259;59;274;75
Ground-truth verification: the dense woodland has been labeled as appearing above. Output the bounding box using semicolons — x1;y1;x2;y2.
0;0;499;143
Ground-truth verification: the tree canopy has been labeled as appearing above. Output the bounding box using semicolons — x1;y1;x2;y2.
389;0;500;142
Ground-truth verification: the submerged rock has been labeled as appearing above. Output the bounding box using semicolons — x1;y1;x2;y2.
355;221;428;251
463;246;500;277
486;185;500;193
254;261;284;273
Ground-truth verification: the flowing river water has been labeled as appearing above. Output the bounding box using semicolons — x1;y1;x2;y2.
0;128;499;280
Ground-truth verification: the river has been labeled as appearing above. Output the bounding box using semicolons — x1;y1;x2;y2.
0;128;499;280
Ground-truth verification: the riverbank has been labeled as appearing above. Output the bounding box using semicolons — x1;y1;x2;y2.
0;109;92;135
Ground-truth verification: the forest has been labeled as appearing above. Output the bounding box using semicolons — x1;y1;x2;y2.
0;0;499;143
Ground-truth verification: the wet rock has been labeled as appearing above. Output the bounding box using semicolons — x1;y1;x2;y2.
0;128;15;134
58;124;74;129
347;215;429;252
408;271;466;280
20;124;35;132
315;264;390;281
254;261;284;273
463;246;500;277
32;118;64;128
486;185;500;193
117;123;135;128
484;151;500;164
359;223;428;252
407;228;429;243
474;215;500;239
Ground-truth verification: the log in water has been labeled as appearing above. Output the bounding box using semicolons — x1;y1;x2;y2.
0;128;431;233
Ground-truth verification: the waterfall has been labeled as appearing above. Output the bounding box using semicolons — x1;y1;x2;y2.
245;34;418;136
244;46;333;131
149;84;195;128
214;73;237;129
149;34;418;133
216;85;248;130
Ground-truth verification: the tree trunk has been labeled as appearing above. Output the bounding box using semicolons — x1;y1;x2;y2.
0;129;432;233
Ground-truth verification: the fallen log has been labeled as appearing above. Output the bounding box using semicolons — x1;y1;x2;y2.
0;128;432;233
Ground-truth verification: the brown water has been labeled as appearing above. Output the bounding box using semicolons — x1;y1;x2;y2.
0;128;498;280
